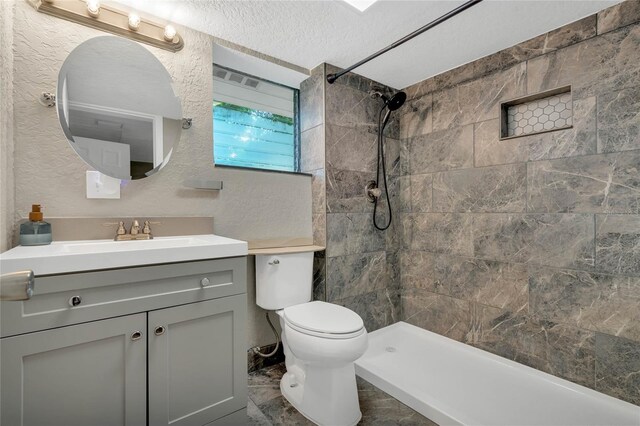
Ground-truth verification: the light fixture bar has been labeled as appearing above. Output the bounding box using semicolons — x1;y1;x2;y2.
33;0;184;52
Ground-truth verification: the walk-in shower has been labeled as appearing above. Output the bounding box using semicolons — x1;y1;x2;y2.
367;90;406;230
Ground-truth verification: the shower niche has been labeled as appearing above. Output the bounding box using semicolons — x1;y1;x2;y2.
500;86;572;140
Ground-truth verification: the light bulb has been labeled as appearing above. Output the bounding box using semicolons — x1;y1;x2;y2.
86;0;100;17
128;12;141;30
163;24;177;42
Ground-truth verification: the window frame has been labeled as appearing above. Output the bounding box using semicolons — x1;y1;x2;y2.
212;64;301;174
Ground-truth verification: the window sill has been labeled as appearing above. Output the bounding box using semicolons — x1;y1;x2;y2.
213;164;312;177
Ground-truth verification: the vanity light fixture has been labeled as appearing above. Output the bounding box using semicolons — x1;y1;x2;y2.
31;0;184;52
128;12;141;31
86;0;100;18
163;25;177;42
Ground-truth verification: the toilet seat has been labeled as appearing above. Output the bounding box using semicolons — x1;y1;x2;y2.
283;301;365;339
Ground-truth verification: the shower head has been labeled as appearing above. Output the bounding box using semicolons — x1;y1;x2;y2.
386;91;406;111
370;91;407;111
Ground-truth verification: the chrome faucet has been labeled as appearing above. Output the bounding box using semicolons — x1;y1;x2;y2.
114;220;153;241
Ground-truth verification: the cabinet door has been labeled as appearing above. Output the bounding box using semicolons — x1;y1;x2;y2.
0;314;147;426
148;294;247;426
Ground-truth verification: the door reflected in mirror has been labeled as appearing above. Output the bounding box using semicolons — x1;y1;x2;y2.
57;36;182;180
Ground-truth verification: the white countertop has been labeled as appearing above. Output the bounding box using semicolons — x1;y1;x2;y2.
0;234;248;276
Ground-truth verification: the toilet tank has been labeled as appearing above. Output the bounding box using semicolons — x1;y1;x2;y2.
255;252;313;310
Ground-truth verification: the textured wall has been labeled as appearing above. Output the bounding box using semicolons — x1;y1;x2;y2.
8;0;311;245
1;0;15;253
5;0;312;350
398;0;640;405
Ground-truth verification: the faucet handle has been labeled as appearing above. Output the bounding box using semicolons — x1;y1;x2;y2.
116;221;126;235
142;220;152;235
130;220;140;235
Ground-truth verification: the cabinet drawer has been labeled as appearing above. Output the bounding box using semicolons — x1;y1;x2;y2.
1;257;247;337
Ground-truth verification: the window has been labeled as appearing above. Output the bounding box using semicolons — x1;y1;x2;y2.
213;65;299;172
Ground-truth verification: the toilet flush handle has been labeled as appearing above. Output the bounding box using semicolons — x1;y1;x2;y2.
268;258;280;265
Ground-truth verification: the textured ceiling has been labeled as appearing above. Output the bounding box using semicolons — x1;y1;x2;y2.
112;0;623;89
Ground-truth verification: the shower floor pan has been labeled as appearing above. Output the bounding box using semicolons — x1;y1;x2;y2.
355;322;639;426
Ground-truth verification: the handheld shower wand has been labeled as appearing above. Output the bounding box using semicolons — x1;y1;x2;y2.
367;91;406;231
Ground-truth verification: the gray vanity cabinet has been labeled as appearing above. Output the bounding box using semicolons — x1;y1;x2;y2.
148;295;247;426
0;257;248;426
0;313;147;426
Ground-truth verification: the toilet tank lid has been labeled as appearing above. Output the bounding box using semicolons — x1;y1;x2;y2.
284;301;364;334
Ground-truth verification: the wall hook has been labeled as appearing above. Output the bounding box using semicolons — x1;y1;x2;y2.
39;92;56;107
182;118;192;129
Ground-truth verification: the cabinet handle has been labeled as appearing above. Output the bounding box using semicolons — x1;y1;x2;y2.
131;331;142;341
154;326;165;336
68;295;82;307
200;277;210;287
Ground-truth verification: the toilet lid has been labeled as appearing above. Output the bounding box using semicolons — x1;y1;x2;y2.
283;301;364;335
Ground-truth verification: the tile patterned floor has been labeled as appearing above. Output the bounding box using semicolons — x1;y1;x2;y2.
248;363;438;425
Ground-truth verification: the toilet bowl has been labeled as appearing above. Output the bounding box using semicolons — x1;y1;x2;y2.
255;253;368;426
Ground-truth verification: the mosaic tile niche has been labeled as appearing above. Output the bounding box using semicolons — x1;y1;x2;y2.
503;88;572;138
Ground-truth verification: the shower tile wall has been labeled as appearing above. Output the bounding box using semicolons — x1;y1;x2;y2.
396;0;640;405
299;64;327;301
324;64;402;331
300;64;403;331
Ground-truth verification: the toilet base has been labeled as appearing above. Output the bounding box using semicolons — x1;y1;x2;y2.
280;370;362;426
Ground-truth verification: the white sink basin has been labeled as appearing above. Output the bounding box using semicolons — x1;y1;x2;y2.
0;235;248;275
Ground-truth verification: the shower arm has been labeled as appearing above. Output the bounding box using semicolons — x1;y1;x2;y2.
326;0;484;84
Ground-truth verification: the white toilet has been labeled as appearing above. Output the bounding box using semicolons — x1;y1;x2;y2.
255;252;368;426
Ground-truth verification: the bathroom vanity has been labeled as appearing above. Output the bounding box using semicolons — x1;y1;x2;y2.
0;235;249;426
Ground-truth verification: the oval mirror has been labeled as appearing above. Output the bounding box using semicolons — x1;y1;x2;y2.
57;36;182;180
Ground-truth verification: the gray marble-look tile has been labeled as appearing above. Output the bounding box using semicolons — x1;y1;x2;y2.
474;306;596;388
248;399;273;426
597;0;640;35
310;168;325;214
313;250;326;301
404;78;437;103
400;94;433;139
326;63;391;95
326;213;385;258
384;136;404;177
472;214;595;269
596;214;640;276
527;24;640;100
312;213;326;247
248;363;288;406
326;123;377;173
595;332;640;405
597;87;640;153
336;288;400;332
257;395;315;426
409;125;474;174
435;255;528;312
409;213;474;257
299;65;324;132
399;138;410;177
529;213;595;270
474;16;597;79
400;250;436;290
388;175;411;214
401;289;472;342
326;82;400;138
326;251;388;301
527;151;640;214
432;63;527;131
300;125;324;172
357;377;438;426
474;97;597;167
529;265;640;342
386;250;401;293
432;163;527;213
326;169;374;213
410;173;432;213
